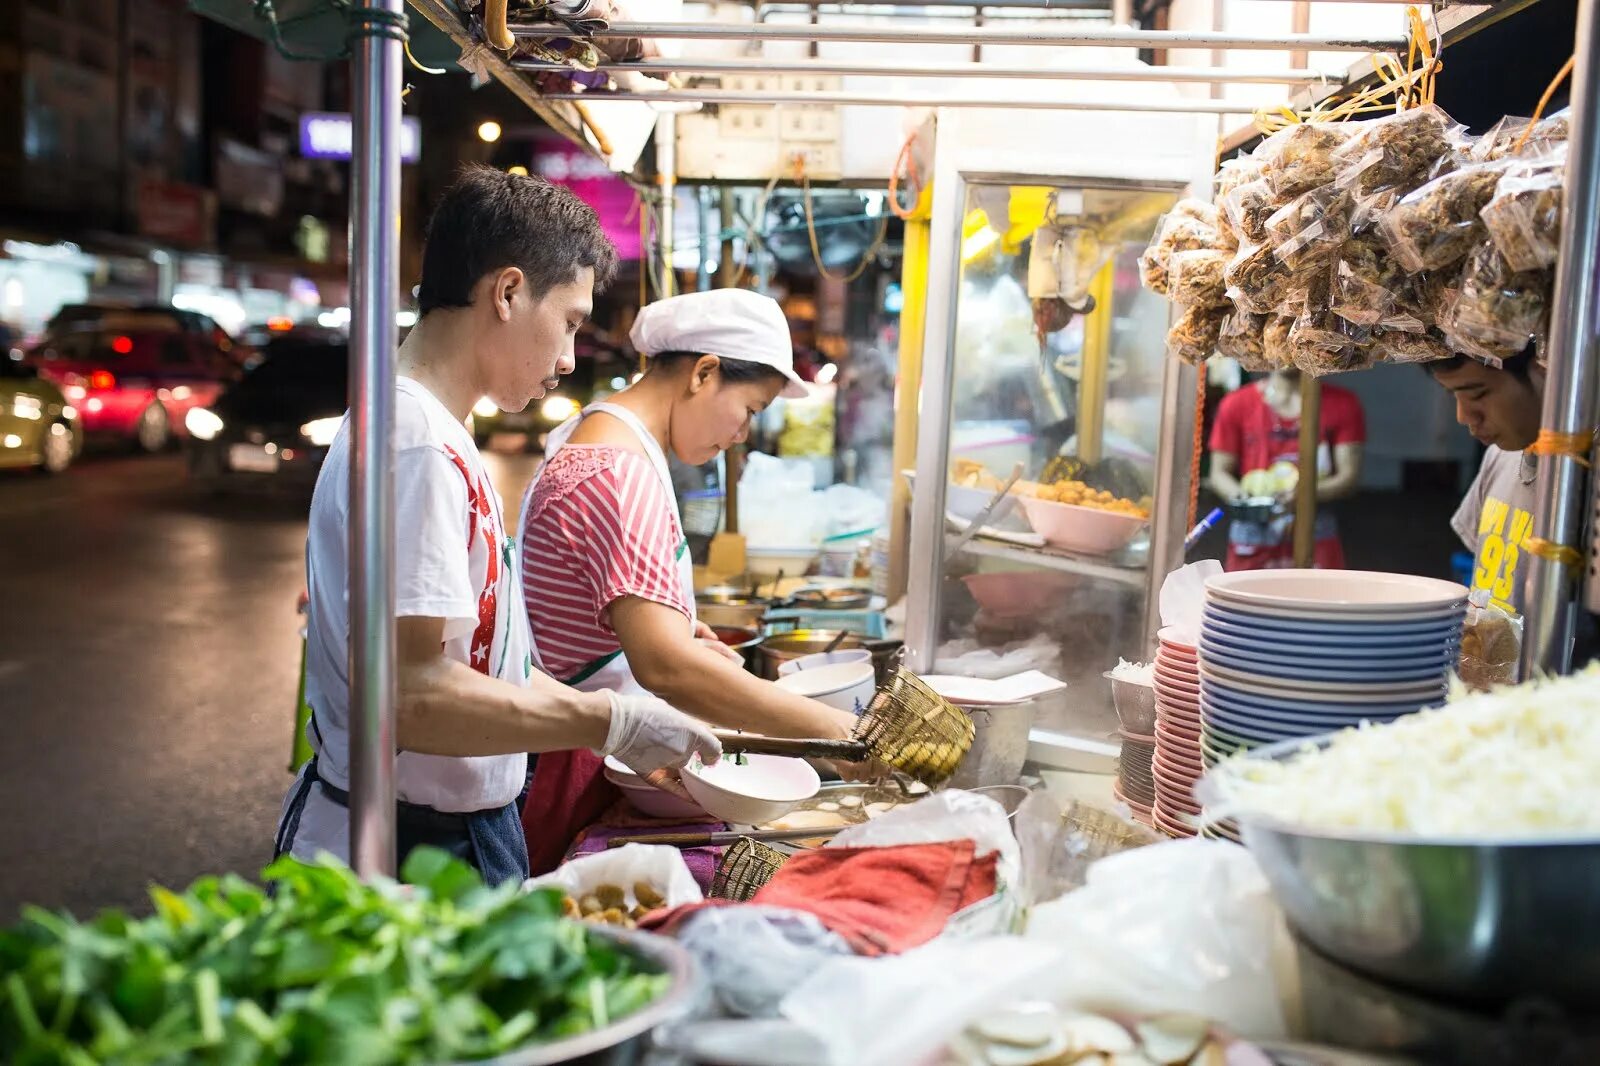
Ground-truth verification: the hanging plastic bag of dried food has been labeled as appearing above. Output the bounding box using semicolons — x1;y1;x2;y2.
1470;115;1535;163
1254;121;1356;198
1372;328;1452;365
1261;313;1295;369
1482;146;1566;272
1331;230;1404;326
1166;306;1225;365
1457;589;1523;691
1217;310;1277;372
1166;248;1232;309
1378;159;1512;274
1220;179;1280;247
1439;241;1550;362
1138;209;1217;297
1224;242;1298;316
1333;104;1467;201
1266;185;1354;272
1288;271;1376;376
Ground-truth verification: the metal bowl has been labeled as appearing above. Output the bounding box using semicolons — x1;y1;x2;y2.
467;925;702;1065
711;624;763;670
1103;671;1157;735
696;588;771;629
1197;736;1600;1009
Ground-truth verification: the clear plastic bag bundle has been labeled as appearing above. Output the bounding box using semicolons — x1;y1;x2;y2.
1288;270;1376;376
1224;242;1299;315
1216;309;1275;371
1172;197;1219;228
1215;156;1265;198
1220;179;1279;245
1482;147;1565;272
1166;248;1232;308
1262;313;1295;369
1334;104;1465;200
1439;241;1549;361
1372;327;1452;365
1166;305;1226;365
1255;121;1355;198
1139;209;1217;296
1266;185;1354;271
1470;115;1534;163
1378;160;1508;273
1458;590;1524;692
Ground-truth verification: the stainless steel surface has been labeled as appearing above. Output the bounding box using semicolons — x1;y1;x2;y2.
1532;0;1600;670
512;56;1349;85
541;90;1263;114
468;925;701;1066
945;462;1024;557
509;20;1406;50
966;783;1032;819
946;701;1035;789
1104;673;1156;735
656;112;676;299
1293;375;1320;569
696;591;769;629
708;623;764;669
756;629;874;679
1199;738;1600;1008
346;0;404;880
1143;355;1198;653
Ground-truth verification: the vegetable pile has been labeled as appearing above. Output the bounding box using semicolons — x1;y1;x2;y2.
0;849;670;1065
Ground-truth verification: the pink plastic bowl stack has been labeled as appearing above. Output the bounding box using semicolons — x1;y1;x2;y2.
1151;627;1204;838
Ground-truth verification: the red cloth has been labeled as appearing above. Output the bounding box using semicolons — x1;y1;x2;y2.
521;750;617;877
642;840;999;956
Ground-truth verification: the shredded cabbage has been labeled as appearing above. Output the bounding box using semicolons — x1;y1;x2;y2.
1213;665;1600;837
1110;658;1156;685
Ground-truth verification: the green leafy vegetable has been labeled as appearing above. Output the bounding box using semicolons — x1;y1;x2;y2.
0;849;669;1064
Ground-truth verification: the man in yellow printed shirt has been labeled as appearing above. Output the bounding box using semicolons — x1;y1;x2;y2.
1427;350;1541;615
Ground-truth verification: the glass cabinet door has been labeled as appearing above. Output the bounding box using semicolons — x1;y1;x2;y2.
914;179;1184;743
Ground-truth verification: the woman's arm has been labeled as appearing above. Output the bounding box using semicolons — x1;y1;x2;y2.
609;597;857;741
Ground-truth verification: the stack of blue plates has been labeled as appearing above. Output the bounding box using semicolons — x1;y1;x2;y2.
1198;570;1467;772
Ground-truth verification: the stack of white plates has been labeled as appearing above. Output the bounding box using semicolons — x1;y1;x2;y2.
1151;627;1202;839
1198;569;1466;778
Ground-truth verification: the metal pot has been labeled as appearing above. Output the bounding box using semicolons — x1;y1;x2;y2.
788;586;873;611
462;925;702;1065
695;587;770;629
756;629;902;685
946;702;1036;790
711;624;763;670
1198;737;1600;1009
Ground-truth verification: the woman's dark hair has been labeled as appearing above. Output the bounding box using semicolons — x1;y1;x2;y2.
417;165;618;316
648;350;789;387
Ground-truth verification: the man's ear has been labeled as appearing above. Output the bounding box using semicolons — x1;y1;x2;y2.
489;267;524;323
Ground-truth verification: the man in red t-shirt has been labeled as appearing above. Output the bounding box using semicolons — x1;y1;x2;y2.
1209;368;1366;570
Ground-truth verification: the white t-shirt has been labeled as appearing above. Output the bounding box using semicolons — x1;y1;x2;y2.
284;377;532;863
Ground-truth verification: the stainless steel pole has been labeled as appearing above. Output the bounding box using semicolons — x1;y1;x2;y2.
1522;0;1600;677
346;0;404;879
539;90;1262;113
510;56;1348;85
508;20;1405;50
657;112;676;299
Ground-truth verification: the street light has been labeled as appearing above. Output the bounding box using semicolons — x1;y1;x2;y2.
477;120;503;143
507;165;529;176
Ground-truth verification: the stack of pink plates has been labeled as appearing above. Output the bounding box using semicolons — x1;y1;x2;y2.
1152;627;1202;838
1114;730;1157;820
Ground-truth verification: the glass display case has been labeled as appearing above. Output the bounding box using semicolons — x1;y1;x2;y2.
906;153;1202;764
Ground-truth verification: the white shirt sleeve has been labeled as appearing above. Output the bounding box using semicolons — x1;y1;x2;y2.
394;445;478;641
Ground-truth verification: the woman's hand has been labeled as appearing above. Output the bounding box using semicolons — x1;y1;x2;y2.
693;619;745;665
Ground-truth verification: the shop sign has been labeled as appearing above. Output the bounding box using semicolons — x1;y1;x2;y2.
530;142;641;260
216;139;285;217
299;113;422;164
135;179;216;248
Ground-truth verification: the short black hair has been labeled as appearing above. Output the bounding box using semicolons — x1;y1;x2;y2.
1424;342;1537;381
648;350;789;387
416;164;618;316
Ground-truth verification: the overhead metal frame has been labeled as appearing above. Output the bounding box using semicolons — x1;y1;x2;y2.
541;89;1265;112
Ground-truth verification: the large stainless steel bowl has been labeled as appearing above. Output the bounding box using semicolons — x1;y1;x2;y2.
1198;736;1600;1009
466;925;702;1065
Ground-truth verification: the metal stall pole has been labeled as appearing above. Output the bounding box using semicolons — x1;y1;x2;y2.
1292;375;1320;569
657;113;677;299
346;0;406;879
1523;0;1600;677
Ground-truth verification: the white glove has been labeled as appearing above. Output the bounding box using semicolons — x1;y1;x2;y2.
596;691;722;775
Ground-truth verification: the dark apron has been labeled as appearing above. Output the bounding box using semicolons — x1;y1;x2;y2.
275;754;531;886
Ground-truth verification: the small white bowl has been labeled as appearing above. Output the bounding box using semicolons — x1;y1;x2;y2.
603;756;709;820
681;753;820;824
773;660;877;715
746;546;820;579
778;648;874;676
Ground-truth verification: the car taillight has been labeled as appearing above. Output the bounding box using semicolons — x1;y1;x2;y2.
110;335;133;355
89;369;116;390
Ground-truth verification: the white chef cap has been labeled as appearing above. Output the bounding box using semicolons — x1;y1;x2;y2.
629;289;808;399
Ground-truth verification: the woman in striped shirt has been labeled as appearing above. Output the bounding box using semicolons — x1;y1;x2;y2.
517;288;861;873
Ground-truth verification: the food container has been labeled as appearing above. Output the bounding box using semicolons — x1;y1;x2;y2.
961;569;1081;619
681;754;821;824
946;701;1035;790
772;660;877;715
1104;672;1158;735
1198;737;1600;1009
777;648;875;677
788;585;873;611
710;625;762;669
756;630;902;685
1017;495;1146;555
604;757;709;820
745;545;820;580
695;588;771;629
451;925;700;1066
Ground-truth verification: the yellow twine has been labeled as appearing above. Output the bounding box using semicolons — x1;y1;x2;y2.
1525;537;1585;574
1526;428;1597;468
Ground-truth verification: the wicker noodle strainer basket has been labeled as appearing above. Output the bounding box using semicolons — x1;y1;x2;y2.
710;837;789;901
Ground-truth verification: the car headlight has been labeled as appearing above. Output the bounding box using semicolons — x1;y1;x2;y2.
472;396;499;418
186;407;225;441
541;395;580;422
300;416;342;447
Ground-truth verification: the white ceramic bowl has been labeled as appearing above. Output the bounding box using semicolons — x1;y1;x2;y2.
745;546;820;580
681;753;821;824
777;648;875;677
603;757;710;820
1017;495;1145;555
773;660;877;715
946;483;1030;532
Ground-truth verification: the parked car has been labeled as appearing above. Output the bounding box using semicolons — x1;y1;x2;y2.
0;353;82;473
186;331;347;490
27;306;245;451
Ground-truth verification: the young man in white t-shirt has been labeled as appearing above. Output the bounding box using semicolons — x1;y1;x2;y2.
277;166;720;882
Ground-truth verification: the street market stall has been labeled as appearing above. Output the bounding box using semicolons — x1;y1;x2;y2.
7;0;1600;1062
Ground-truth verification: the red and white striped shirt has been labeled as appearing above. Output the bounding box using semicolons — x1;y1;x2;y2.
521;445;691;682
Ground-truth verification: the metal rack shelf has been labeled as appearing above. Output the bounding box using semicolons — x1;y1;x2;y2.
954;535;1149;590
